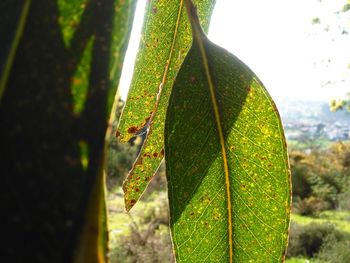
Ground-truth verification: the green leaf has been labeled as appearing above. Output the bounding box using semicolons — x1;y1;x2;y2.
119;0;216;211
164;1;291;262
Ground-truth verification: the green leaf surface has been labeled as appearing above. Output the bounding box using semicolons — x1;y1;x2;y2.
119;0;216;211
164;2;291;262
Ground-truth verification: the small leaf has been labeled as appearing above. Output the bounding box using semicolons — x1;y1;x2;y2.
165;1;291;262
119;0;216;211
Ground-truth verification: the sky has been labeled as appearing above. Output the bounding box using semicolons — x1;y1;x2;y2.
118;0;350;102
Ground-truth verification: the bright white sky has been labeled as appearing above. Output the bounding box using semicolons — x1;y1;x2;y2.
118;0;350;102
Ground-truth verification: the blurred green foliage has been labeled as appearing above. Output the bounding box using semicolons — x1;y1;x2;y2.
286;140;350;262
287;222;347;258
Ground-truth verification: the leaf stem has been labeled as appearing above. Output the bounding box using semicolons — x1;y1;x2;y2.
184;0;205;40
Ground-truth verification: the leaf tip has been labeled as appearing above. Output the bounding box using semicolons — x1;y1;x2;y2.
184;0;198;18
122;179;137;212
124;197;136;212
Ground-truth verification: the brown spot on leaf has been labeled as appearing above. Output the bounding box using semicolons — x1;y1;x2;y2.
115;130;121;137
135;188;140;192
127;126;138;134
139;112;153;128
130;199;136;206
123;186;128;194
160;149;165;156
143;152;151;158
153;152;158;158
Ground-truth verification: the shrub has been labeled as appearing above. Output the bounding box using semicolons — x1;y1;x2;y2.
338;182;350;211
294;196;328;216
112;220;174;263
287;222;344;258
110;197;173;263
316;234;350;262
289;151;312;199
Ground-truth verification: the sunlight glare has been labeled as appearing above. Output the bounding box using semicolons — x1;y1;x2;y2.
118;0;350;103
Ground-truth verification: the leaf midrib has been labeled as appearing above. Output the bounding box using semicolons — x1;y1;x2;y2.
147;0;184;128
185;1;233;262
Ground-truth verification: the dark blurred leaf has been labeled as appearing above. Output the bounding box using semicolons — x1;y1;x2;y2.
0;0;136;261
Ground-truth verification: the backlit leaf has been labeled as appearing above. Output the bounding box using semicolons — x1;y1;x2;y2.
164;1;291;262
119;0;216;211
